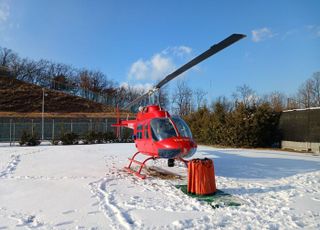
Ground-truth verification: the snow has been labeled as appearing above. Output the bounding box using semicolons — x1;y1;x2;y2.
0;143;319;229
283;107;320;112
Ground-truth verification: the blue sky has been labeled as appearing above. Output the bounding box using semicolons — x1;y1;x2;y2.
0;0;319;101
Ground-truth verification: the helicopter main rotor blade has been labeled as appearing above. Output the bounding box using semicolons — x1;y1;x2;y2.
155;33;246;89
123;92;150;110
123;33;246;110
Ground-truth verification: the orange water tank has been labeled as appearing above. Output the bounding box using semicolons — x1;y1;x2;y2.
187;158;216;195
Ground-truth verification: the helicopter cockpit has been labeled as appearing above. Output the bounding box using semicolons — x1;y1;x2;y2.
151;118;177;141
150;116;193;142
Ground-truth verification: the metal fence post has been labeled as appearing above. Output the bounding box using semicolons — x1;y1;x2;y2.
71;120;73;132
13;122;15;146
9;119;12;146
42;88;45;140
31;119;34;136
52;119;55;141
307;108;311;152
105;118;108;133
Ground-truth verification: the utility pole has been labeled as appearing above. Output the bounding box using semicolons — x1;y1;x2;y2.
42;88;45;140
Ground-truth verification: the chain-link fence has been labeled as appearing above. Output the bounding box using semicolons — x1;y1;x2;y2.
0;117;128;144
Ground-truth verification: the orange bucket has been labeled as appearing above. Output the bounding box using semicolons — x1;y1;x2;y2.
187;158;216;195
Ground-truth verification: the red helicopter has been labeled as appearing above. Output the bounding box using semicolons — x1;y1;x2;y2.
113;34;246;179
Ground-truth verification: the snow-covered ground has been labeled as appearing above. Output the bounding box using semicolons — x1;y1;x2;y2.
0;143;319;229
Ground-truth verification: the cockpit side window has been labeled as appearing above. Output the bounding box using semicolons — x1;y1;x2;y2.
151;127;158;141
171;116;193;138
150;118;177;141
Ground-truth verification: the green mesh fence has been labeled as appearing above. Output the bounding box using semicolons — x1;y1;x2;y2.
0;118;120;142
279;108;320;142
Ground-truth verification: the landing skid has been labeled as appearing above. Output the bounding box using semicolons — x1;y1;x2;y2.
178;157;189;167
124;152;156;179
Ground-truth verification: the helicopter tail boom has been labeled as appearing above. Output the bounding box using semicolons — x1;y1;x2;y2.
112;120;135;129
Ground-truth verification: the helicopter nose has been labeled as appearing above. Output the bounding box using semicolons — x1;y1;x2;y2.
182;147;197;158
156;138;182;158
155;137;197;159
158;148;181;158
180;139;197;158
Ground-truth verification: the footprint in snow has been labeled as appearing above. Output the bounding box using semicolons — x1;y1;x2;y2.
311;197;320;202
91;202;99;207
87;211;100;215
55;221;73;227
62;210;76;215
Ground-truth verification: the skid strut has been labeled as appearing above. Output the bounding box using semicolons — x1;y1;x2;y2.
124;152;156;179
178;157;189;167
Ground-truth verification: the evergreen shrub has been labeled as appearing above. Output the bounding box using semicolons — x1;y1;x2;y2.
19;131;41;146
60;132;79;145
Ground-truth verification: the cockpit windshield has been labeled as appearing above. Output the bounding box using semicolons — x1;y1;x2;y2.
171;116;193;138
150;118;177;141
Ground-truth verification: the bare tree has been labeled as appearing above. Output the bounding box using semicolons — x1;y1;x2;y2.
9;55;24;78
113;86;127;108
232;84;258;108
311;72;320;106
212;96;233;112
297;78;315;108
101;80;117;105
90;71;107;92
113;85;146;110
172;80;193;116
35;59;51;86
15;58;39;83
0;47;18;67
78;70;92;99
263;91;286;111
194;88;207;109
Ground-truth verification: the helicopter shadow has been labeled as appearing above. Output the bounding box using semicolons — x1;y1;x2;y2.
195;149;320;180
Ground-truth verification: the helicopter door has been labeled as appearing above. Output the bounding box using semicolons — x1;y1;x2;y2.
143;123;154;155
135;123;144;151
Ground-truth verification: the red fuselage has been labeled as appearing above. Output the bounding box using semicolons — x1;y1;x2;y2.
115;105;197;159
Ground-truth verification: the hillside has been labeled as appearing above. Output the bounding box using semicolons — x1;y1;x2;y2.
0;76;115;114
